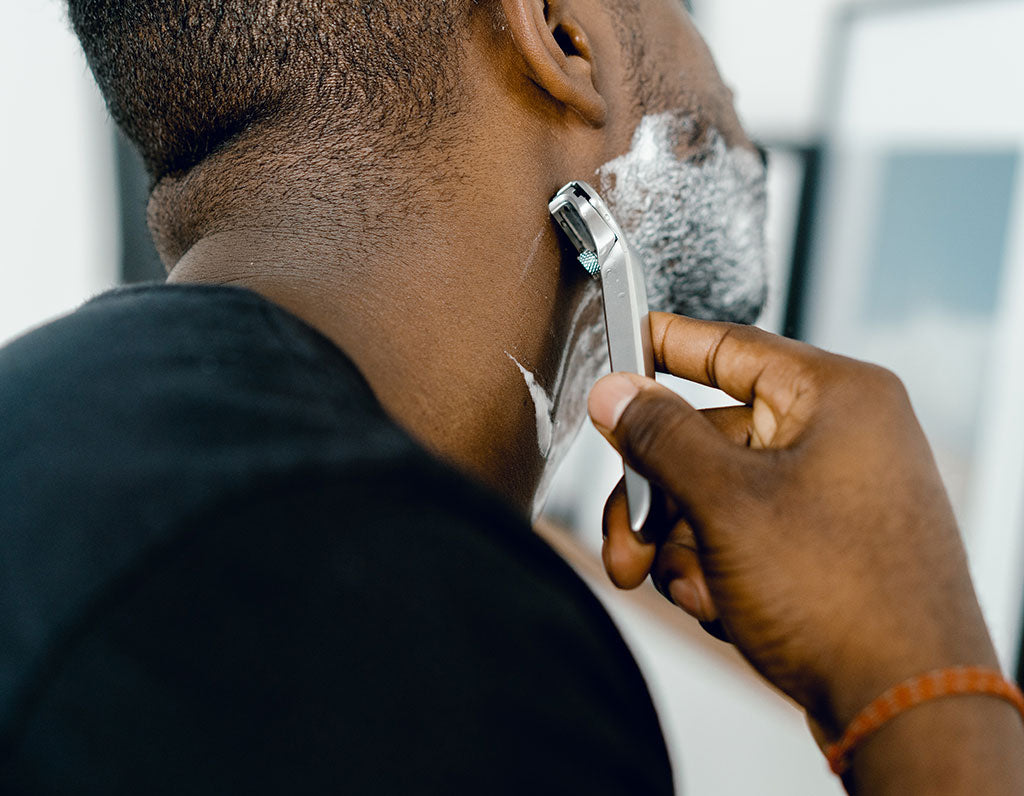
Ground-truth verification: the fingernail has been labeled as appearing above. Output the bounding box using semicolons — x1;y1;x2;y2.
589;374;640;431
669;580;701;616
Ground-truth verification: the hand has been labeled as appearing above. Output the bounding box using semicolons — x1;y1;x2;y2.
587;312;999;734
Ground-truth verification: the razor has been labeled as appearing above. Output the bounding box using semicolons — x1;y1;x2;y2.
549;180;655;537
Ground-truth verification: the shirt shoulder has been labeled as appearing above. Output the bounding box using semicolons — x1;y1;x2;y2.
6;465;674;794
0;284;419;728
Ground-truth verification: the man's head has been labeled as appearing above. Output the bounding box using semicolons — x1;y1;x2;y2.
68;0;760;271
68;0;768;506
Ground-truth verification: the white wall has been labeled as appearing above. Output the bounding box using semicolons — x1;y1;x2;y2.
0;0;118;346
695;0;858;142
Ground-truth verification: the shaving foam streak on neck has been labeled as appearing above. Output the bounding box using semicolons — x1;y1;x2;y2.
506;352;554;458
505;285;610;520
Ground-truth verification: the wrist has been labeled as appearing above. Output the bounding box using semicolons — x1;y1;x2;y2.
825;667;1024;774
823;655;998;739
818;611;1000;736
842;691;1024;794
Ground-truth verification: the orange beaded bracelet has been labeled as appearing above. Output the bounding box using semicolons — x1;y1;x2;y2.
824;666;1024;776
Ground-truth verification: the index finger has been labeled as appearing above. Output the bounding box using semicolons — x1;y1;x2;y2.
649;312;826;406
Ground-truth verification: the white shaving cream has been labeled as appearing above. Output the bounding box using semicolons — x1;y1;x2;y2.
597;111;768;322
522;112;769;516
506;351;554;457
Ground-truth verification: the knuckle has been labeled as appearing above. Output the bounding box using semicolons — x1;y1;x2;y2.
803;354;909;415
654;314;686;370
861;362;909;403
762;359;823;417
705;323;747;389
703;326;731;388
788;361;824;402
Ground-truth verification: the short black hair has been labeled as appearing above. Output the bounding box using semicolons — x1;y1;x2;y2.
68;1;470;181
69;1;648;187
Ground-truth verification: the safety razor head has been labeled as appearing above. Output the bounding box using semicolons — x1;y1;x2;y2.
548;181;622;274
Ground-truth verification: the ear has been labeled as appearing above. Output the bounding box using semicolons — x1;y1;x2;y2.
498;0;608;126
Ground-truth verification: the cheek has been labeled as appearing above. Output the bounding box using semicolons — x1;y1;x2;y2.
637;3;751;151
600;113;769;322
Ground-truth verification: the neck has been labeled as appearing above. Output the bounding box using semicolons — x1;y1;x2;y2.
166;171;591;515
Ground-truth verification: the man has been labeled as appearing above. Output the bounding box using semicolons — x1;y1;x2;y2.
1;1;763;791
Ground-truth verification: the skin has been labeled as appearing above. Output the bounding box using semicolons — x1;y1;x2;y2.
162;0;755;513
589;314;1024;794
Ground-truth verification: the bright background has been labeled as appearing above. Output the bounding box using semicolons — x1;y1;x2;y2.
3;1;1023;794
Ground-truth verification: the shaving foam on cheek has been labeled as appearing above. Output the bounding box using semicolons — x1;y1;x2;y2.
528;113;769;516
597;111;769;324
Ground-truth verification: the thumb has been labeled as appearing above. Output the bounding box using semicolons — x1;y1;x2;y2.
588;373;757;515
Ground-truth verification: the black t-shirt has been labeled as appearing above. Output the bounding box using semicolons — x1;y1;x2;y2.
0;284;673;794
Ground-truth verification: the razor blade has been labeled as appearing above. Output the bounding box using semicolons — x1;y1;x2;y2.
549;180;655;537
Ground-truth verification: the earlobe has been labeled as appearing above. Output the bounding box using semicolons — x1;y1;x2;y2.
498;0;608;126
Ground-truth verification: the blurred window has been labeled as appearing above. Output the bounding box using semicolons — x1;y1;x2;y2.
865;151;1017;324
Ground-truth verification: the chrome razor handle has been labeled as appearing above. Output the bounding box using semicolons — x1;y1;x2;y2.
601;239;655;535
548;181;656;536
